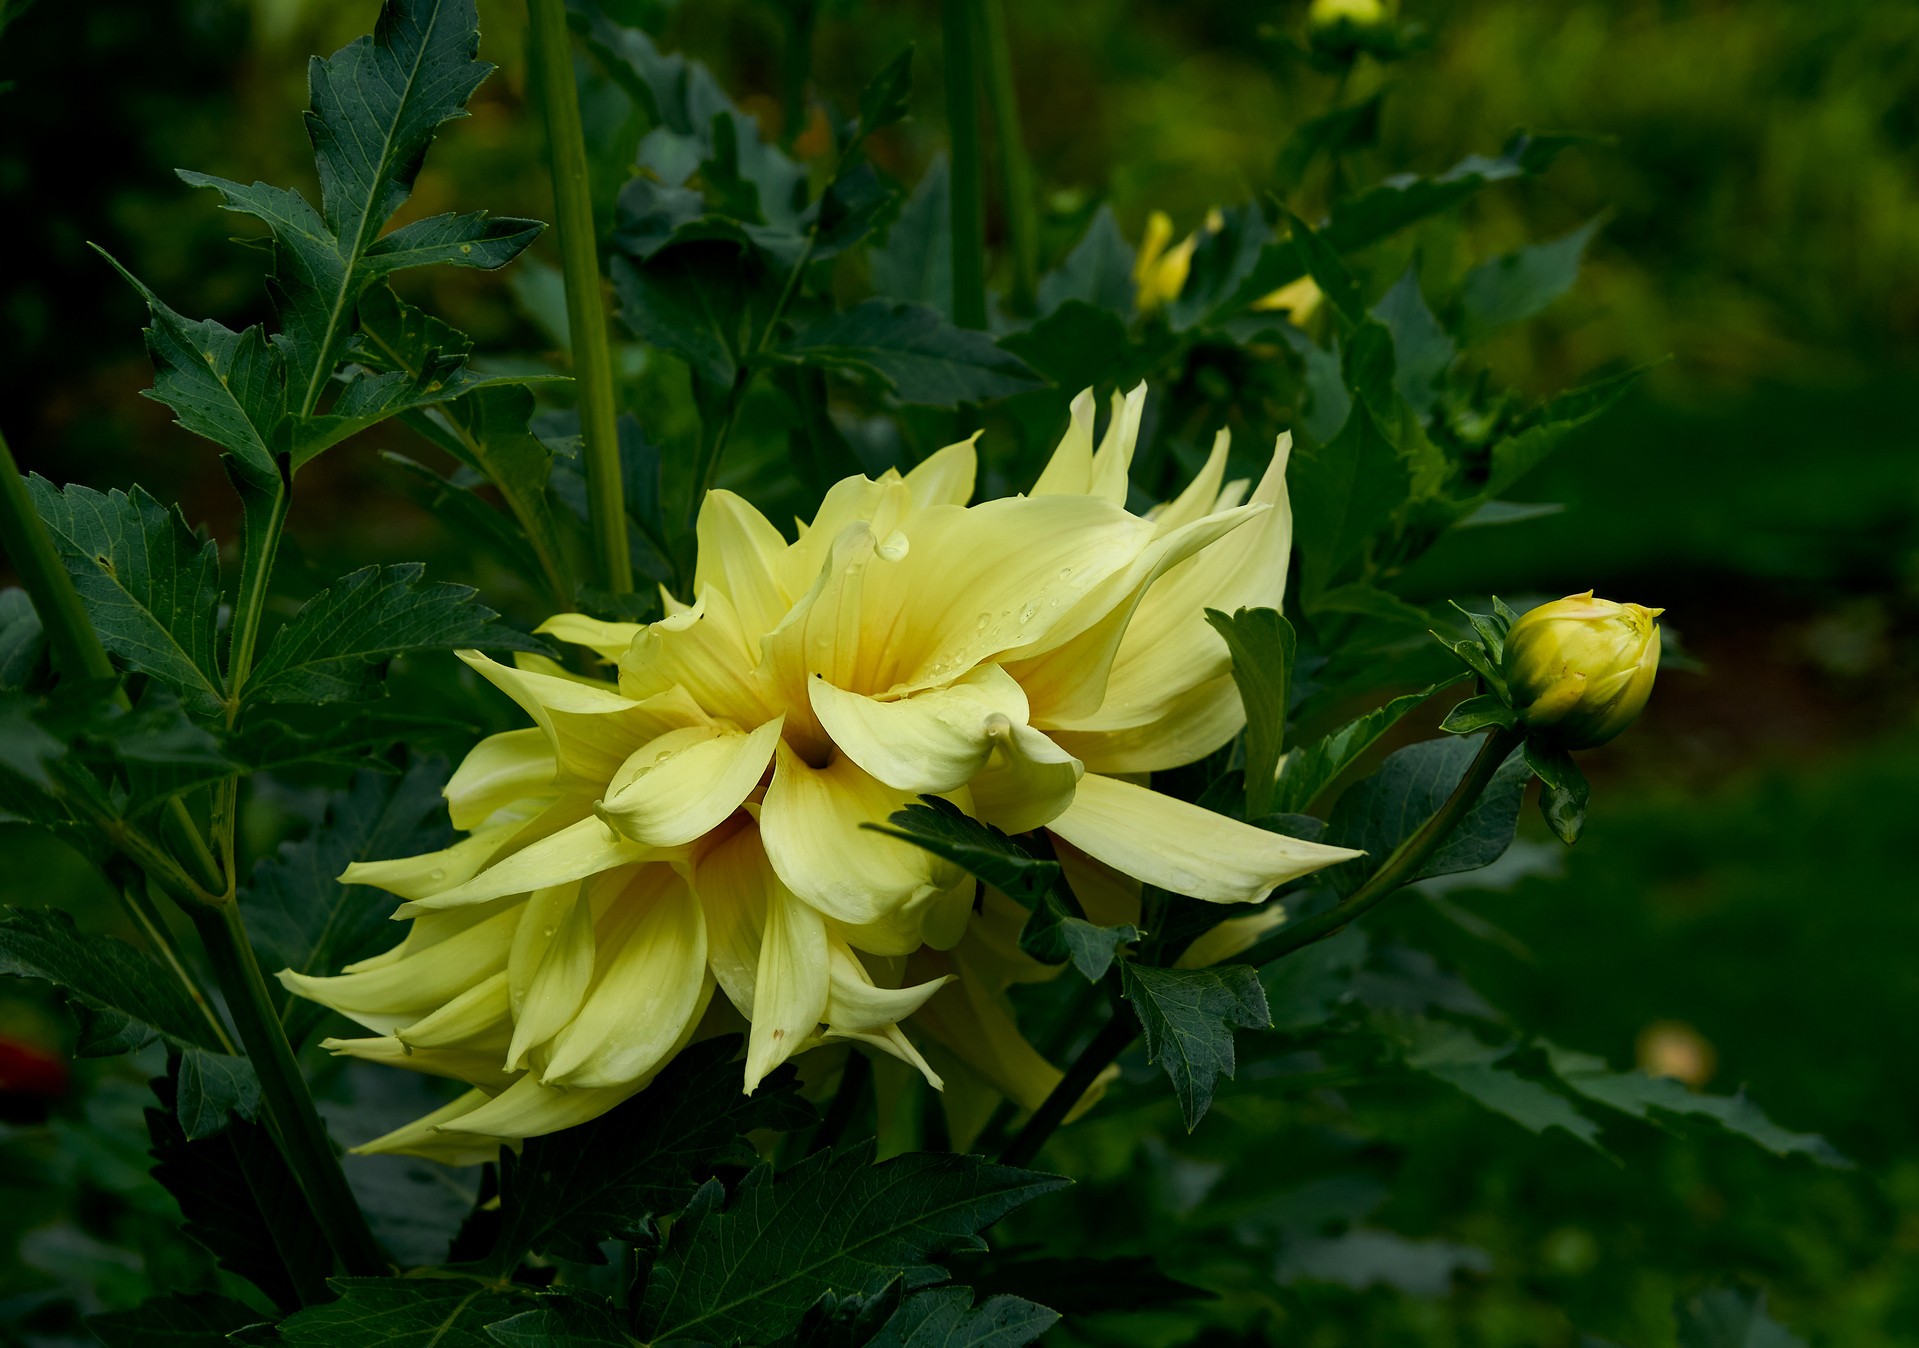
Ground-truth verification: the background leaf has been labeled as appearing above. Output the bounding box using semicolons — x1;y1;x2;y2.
774;301;1044;407
0;906;224;1057
1120;962;1271;1131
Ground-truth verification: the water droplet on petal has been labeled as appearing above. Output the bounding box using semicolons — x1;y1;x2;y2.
428;868;447;882
542;925;556;939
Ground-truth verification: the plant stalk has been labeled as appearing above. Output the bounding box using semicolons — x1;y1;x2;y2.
1001;726;1526;1167
114;869;237;1055
190;902;387;1276
943;0;988;329
976;0;1037;314
527;0;630;595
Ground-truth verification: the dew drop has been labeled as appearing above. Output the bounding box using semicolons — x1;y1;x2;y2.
428;868;447;882
975;612;991;633
542;925;557;939
1019;603;1039;623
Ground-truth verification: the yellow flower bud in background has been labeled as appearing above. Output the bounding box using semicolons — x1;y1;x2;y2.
1503;591;1663;749
1134;211;1198;312
1309;0;1395;37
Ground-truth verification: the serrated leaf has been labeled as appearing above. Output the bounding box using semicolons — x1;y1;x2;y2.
147;1066;333;1311
0;906;225;1057
1272;677;1464;816
1457;217;1602;342
1674;1288;1809;1348
243;563;546;706
1371;264;1454;417
997;299;1133;397
870;156;953;319
1120;962;1270;1130
1288;398;1409;594
491;1034;815;1267
95;249;285;482
851;45;914;148
243;756;453;1042
1402;1019;1603;1150
1204;607;1294;819
636;1143;1068;1345
87;1292;268;1348
1482;366;1643;501
277;1278;527;1347
1036;206;1135;317
775;300;1044;407
484;1293;633;1347
612;242;773;389
1324;734;1530;896
865;1288;1059;1348
26;479;223;715
174;1047;262;1141
1544;1044;1849;1168
1523;738;1589;844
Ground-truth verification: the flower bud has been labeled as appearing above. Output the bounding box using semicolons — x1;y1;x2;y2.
1309;0;1396;37
1503;591;1663;749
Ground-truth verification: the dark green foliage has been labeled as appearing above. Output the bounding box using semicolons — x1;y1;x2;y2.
483;1294;634;1347
242;564;547;706
1673;1289;1808;1348
1323;735;1530;895
1524;739;1590;844
275;1278;528;1346
1203;607;1294;818
774;301;1043;407
490;1035;816;1267
1035;207;1135;315
1120;963;1271;1131
635;1143;1068;1344
862;1288;1058;1348
0;906;224;1057
1271;677;1466;815
1288;400;1409;594
88;1292;268;1347
1399;1018;1604;1150
1456;218;1604;341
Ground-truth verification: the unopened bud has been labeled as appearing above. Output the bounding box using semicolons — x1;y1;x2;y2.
1503;591;1663;749
1309;0;1395;37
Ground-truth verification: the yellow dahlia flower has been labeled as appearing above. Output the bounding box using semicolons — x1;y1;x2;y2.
283;383;1358;1159
1135;211;1325;322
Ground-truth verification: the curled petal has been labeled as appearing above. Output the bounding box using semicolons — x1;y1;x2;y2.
278;904;518;1035
968;722;1082;835
444;728;555;832
504;882;598;1072
695;489;794;641
903;435;980;509
598;717;782;847
1046;772;1361;904
537;613;646;663
398;814;652;913
809;664;1028;794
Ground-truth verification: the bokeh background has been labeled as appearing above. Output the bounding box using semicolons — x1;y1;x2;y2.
3;0;1917;1342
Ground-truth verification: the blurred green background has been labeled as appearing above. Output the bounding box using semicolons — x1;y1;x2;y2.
2;0;1916;1343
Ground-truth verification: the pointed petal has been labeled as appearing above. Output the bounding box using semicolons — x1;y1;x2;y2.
445;728;555;831
541;868;709;1088
903;435;979;509
620;589;774;728
694;824;772;1018
1148;428;1232;534
1048;671;1244;774
824;940;953;1033
430;1073;645;1143
1176;907;1288;969
745;874;830;1092
401;814;652;912
348;1088;505;1164
1087;383;1146;506
322;1038;516;1091
599;717;782;847
395;970;512;1050
968;722;1083;834
1030;389;1097;497
278;904;518;1034
504;883;597;1072
759;742;966;951
1046;772;1361;904
340;820;520;901
695;488;794;640
457;650;707;785
809;664;1028;794
537;613;645;663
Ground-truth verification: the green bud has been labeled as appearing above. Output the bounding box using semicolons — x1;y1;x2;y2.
1309;0;1396;37
1503;591;1663;749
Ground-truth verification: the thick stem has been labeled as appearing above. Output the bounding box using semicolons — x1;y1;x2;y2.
943;0;988;330
527;0;630;595
0;427;226;898
1237;725;1524;967
999;1011;1134;1168
1003;727;1526;1166
190;902;387;1276
976;0;1037;314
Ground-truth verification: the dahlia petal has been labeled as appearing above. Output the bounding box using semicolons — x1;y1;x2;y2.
808;664;1028;794
394;970;512;1050
1030;388;1097;496
968;722;1083;834
444;728;555;831
348;1088;507;1164
536;613;646;662
277;904;518;1034
401;814;652;913
1046;772;1361;903
599;717;782;847
745;874;830;1092
504;882;597;1072
695;488;793;640
902;435;980;509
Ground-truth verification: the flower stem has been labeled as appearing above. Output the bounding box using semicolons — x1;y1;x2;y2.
527;0;630;596
943;0;988;329
190;902;387;1277
1001;726;1526;1167
976;0;1037;314
113;868;237;1055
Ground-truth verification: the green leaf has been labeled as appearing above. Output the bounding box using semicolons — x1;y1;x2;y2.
1482;365;1643;501
1168;205;1273;332
1323;734;1530;896
88;1292;268;1348
26;479;224;716
1674;1288;1809;1348
0;906;224;1056
484;1294;634;1347
1278;208;1365;326
243;563;546;706
635;1143;1068;1345
1288;398;1410;594
612;242;773;389
1523;738;1590;844
277;1278;527;1347
1371;264;1454;417
94;248;286;483
183;0;540;414
1035;206;1135;316
851;45;914;149
1120;962;1271;1130
1402;1019;1604;1150
173;1046;262;1141
0;692;64;788
0;588;46;690
1439;693;1517;734
774;300;1044;407
1272;677;1464;815
870;156;953;319
491;1034;815;1267
865;1288;1059;1348
243;756;453;1041
1204;607;1294;819
1457;217;1602;342
146;1065;333;1312
997;300;1132;395
1544;1044;1849;1168
1262;926;1366;1032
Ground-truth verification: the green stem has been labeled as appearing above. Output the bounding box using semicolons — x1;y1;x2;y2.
0;426;225;898
190;902;387;1276
1002;726;1525;1167
528;0;630;596
1238;725;1523;966
943;0;988;329
976;0;1036;314
113;870;237;1055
